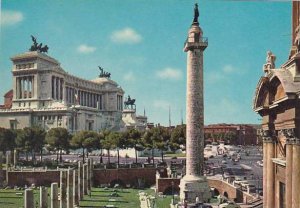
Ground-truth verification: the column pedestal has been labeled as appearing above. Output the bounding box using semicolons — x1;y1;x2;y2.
179;175;210;203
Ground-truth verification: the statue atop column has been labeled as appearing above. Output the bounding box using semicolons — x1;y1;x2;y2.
193;3;199;24
29;35;49;53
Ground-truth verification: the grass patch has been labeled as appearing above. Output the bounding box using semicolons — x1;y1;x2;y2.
165;153;186;158
0;187;174;208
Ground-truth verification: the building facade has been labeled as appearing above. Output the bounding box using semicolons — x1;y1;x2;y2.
0;51;125;132
253;2;300;208
204;124;259;145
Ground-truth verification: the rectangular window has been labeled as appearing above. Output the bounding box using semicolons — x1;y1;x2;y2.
279;182;286;208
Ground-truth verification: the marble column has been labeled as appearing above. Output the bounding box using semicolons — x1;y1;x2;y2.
60;171;67;208
179;4;210;203
67;169;73;208
31;76;34;98
90;158;93;188
40;186;48;208
285;140;293;208
53;77;57;100
51;183;59;208
266;138;275;208
78;161;83;200
13;149;17;167
61;79;64;101
73;170;79;206
292;139;300;208
24;189;34;208
87;159;91;194
262;140;268;208
57;78;60;101
83;164;88;195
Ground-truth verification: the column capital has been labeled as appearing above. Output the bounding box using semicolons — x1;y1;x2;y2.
281;128;300;145
261;129;275;143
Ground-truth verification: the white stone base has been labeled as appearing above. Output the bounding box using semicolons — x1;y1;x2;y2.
179;175;211;204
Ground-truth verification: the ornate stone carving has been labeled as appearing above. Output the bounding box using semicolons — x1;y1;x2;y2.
263;51;276;75
261;129;274;143
282;128;300;145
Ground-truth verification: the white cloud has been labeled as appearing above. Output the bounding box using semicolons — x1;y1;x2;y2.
1;10;23;26
77;44;96;54
206;72;225;83
123;71;135;81
110;27;142;44
222;65;236;74
156;67;183;80
153;100;170;110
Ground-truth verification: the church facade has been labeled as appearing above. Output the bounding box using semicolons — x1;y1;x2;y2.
0;50;125;132
253;2;300;208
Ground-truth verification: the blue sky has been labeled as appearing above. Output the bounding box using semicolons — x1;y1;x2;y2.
0;0;291;126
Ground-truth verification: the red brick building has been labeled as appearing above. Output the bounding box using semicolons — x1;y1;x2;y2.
204;124;259;145
0;89;13;109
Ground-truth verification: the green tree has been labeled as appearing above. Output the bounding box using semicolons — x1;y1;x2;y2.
126;129;143;164
0;128;15;154
71;130;99;163
170;125;186;151
15;127;45;163
100;130;113;164
142;130;155;165
152;127;170;162
109;132;125;165
46;127;70;163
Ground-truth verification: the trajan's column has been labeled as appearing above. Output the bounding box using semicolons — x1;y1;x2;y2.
179;3;211;204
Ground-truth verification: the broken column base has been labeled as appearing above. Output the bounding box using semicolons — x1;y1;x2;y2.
179;174;211;204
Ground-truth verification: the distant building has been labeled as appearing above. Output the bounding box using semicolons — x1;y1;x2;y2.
0;90;13;109
253;2;300;207
0;51;125;132
204;124;259;145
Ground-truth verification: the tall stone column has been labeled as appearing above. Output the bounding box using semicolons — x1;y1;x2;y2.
83;164;88;195
292;139;300;208
87;158;91;194
67;169;73;208
90;158;94;188
285;136;293;208
57;78;60;101
13;149;17;167
40;186;48;208
78;161;83;200
73;170;79;206
51;183;59;208
262;139;268;208
53;77;57;100
24;189;34;208
60;170;67;208
179;3;210;204
266;137;275;208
